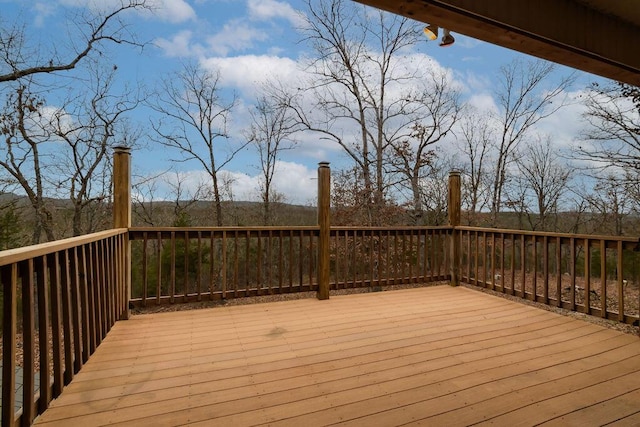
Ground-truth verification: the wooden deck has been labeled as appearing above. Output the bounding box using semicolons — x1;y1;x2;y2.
34;285;640;426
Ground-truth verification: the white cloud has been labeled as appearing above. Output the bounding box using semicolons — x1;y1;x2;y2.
32;2;56;27
152;0;304;58
452;34;484;50
220;161;317;204
247;0;305;27
535;90;589;151
201;54;301;95
56;0;195;23
147;0;196;23
270;161;317;204
155;30;205;58
206;20;269;56
144;161;317;205
466;93;498;115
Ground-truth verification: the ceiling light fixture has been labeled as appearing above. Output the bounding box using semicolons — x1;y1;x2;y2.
440;28;455;47
424;24;455;47
423;25;438;40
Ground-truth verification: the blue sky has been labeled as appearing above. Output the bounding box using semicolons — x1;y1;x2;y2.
2;0;601;205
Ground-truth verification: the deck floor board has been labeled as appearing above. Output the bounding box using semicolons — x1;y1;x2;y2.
33;286;640;426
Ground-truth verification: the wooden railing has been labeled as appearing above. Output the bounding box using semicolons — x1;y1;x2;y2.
129;226;452;306
1;223;639;426
0;229;129;427
129;227;319;304
3;152;637;427
458;227;640;325
330;227;450;288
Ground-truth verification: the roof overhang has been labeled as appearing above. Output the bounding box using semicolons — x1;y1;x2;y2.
353;0;640;86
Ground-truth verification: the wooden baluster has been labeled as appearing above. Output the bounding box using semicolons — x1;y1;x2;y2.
600;239;607;318
170;231;176;303
21;260;36;425
183;231;190;300
482;232;487;287
268;229;273;293
299;230;304;289
530;235;537;300
493;233;498;290
278;230;284;292
309;232;314;289
209;230;218;301
85;244;95;347
36;256;51;413
377;230;383;285
474;231;480;286
585;238;591;314
401;231;407;284
1;264;17;427
69;247;83;370
156;231;162;305
289;230;294;289
59;249;75;383
197;231;202;301
78;246;90;363
510;234;515;296
543;236;549;304
617;240;624;322
227;230;233;298
520;235;526;299
500;233;506;292
142;232;148;306
555;236;562;307
570;237;576;311
48;254;64;398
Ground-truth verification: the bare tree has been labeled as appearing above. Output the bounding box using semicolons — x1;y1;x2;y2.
511;136;571;231
247;95;298;225
619;82;640;113
331;165;404;226
457;106;494;224
284;0;422;225
132;170;169;226
0;82;57;243
418;156;454;226
574;82;640;179
583;174;631;236
490;59;575;224
164;171;207;227
50;64;141;236
389;71;462;224
0;1;150;83
0;174;23;249
149;63;244;226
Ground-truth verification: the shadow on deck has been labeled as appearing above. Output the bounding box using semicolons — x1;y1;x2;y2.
34;285;640;426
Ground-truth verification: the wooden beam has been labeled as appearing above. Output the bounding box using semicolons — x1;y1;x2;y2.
354;0;640;86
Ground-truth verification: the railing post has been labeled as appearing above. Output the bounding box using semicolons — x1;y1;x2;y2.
317;162;331;300
113;146;131;319
448;170;461;286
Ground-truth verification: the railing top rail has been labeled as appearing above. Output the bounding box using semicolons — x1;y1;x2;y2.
456;225;640;243
129;225;454;234
129;226;321;233
0;228;128;267
331;226;453;231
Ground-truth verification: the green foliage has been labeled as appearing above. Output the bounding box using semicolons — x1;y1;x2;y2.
0;201;22;250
